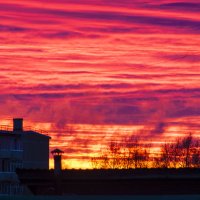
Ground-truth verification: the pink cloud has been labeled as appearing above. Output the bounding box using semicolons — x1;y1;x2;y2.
0;0;199;167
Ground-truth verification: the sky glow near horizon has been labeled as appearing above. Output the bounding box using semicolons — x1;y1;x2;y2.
0;0;200;168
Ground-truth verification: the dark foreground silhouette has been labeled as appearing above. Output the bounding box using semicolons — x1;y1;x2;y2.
17;168;200;195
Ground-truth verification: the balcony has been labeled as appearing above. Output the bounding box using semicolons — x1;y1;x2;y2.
0;150;23;159
0;172;18;181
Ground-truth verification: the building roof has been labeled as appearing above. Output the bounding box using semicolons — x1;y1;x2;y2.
0;130;50;139
24;131;51;139
0;119;51;139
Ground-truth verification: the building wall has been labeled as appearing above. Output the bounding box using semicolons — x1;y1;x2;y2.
0;133;23;195
22;133;49;169
0;129;50;195
0;132;50;170
0;134;23;172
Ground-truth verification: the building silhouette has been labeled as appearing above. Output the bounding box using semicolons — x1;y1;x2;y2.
17;168;200;195
2;118;200;196
0;118;50;195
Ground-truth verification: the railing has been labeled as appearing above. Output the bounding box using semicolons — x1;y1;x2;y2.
0;150;23;159
0;125;12;131
0;182;24;195
0;125;48;135
0;172;18;181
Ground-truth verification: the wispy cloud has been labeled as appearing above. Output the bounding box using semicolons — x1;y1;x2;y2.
0;0;200;167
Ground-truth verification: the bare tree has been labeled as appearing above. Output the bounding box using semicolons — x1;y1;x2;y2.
91;136;151;169
159;143;172;168
180;134;193;167
170;138;182;168
154;134;200;168
174;133;200;168
91;133;200;169
108;142;122;169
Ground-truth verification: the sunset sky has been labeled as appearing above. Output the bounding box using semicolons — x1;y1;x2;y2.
0;0;200;168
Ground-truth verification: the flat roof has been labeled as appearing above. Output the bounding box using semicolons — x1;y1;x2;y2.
0;130;51;139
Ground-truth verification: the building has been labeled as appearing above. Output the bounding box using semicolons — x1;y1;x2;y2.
17;168;200;195
0;118;50;195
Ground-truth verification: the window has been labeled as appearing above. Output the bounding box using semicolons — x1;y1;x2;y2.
14;139;18;150
10;161;23;172
2;159;10;172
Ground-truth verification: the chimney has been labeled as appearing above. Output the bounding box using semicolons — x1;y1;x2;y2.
13;118;23;132
51;148;64;175
51;148;64;195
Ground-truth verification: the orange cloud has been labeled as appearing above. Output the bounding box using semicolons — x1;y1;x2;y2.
0;0;199;168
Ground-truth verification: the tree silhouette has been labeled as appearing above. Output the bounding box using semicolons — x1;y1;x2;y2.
91;136;151;169
91;133;200;169
153;133;200;168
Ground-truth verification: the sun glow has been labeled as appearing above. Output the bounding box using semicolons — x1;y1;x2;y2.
1;119;199;169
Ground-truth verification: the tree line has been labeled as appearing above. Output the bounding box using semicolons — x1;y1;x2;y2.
91;134;200;169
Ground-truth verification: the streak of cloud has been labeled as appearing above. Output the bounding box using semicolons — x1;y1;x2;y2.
0;0;199;168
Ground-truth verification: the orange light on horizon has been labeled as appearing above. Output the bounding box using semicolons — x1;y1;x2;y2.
0;118;200;169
